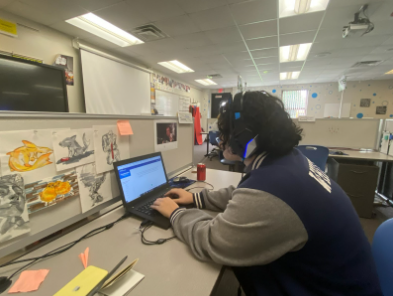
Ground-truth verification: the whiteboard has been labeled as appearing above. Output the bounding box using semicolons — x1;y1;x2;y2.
323;103;351;117
81;50;151;115
294;118;381;149
155;90;190;116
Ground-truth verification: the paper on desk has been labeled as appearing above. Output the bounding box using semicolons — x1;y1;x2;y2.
8;269;49;293
100;269;144;296
79;247;89;269
117;121;133;136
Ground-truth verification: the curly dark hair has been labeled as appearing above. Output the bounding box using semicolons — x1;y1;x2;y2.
218;91;303;157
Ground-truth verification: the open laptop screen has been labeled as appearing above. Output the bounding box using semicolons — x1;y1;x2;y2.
117;155;167;203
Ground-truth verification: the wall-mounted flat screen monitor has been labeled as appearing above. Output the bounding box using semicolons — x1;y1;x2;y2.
0;55;68;112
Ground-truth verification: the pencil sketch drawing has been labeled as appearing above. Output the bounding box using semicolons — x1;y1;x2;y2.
57;133;94;166
102;130;120;165
0;174;30;243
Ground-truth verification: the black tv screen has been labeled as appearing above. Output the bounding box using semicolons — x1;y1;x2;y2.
0;55;68;112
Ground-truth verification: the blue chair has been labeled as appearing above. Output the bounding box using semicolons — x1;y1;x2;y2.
297;145;329;171
372;218;393;295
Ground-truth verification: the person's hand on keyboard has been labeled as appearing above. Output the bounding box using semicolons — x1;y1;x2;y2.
151;197;179;218
164;189;193;205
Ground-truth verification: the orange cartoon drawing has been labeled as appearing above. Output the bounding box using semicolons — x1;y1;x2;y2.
6;140;53;172
39;181;72;202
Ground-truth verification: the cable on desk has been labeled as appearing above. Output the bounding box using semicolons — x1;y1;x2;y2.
0;212;131;287
185;181;214;192
139;221;176;245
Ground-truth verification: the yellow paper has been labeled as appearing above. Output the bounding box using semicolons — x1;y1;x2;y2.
0;18;17;37
117;120;133;136
54;266;107;296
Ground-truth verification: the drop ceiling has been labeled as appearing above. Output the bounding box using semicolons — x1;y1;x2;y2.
2;0;393;89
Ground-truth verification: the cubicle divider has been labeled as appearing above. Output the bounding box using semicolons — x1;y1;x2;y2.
294;118;382;150
0;112;193;258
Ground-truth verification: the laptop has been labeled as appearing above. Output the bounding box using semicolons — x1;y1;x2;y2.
114;152;172;229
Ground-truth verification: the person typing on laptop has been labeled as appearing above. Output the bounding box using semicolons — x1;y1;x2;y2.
151;91;382;296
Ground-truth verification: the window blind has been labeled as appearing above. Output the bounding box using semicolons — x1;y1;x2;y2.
282;90;309;118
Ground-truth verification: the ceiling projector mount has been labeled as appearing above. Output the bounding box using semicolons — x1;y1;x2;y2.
343;4;374;38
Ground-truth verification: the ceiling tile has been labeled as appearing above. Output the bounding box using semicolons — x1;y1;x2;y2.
279;31;316;46
155;14;200;36
246;36;278;50
218;42;246;53
173;32;213;48
314;28;344;43
279;11;324;35
185;45;223;57
78;0;123;11
189;6;234;31
82;35;120;50
174;0;227;13
198;54;228;63
18;0;88;24
223;52;250;62
204;26;242;44
328;0;384;9
125;0;185;22
255;56;279;65
240;20;277;40
229;0;277;25
3;1;63;25
250;48;279;58
94;1;150;31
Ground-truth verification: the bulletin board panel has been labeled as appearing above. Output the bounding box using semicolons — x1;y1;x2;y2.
0;112;193;258
294;118;382;149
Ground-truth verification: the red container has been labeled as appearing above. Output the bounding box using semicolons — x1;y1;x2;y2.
197;163;206;181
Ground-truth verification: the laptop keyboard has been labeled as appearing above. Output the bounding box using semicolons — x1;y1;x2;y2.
136;200;157;216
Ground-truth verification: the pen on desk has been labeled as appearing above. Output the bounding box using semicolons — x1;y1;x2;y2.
86;255;128;296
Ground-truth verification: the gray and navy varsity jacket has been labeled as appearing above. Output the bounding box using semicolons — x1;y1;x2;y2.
170;148;382;296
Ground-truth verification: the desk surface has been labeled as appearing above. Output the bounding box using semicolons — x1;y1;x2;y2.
329;150;393;162
0;169;242;296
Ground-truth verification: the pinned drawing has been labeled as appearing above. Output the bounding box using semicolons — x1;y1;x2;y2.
52;129;95;171
6;140;52;172
93;126;130;174
25;171;79;214
76;163;112;213
0;174;30;243
0;129;69;184
102;130;120;165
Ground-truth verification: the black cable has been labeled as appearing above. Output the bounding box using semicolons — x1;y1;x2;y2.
139;221;176;245
0;213;130;280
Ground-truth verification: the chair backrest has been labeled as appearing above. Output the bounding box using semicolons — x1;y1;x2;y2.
209;131;220;146
372;218;393;295
297;145;329;171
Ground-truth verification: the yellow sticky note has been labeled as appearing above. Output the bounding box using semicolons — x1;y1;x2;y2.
0;18;17;37
9;270;49;293
117;120;133;136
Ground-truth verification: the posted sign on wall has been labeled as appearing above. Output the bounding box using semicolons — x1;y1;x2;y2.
0;18;17;37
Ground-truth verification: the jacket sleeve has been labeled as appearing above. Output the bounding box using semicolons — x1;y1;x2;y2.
192;186;235;212
171;188;308;266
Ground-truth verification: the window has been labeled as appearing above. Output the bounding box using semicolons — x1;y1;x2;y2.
282;90;308;118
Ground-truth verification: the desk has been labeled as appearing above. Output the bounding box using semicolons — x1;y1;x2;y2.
329;150;393;162
329;150;393;208
0;169;242;296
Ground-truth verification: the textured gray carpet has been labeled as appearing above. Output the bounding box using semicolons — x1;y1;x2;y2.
194;142;229;171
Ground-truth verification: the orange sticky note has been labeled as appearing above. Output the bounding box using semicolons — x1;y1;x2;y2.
79;253;86;269
8;269;49;293
84;247;89;267
117;120;133;136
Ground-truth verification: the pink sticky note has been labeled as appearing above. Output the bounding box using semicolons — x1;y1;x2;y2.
117;120;133;136
8;270;49;293
84;247;89;267
79;253;86;269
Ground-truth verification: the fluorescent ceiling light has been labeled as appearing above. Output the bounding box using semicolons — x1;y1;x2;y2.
158;60;194;74
195;79;217;86
280;43;312;62
385;69;393;75
280;72;300;80
279;0;330;18
66;13;144;47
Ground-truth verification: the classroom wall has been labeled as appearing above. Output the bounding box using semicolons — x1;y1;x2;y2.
209;80;393;119
0;10;85;113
